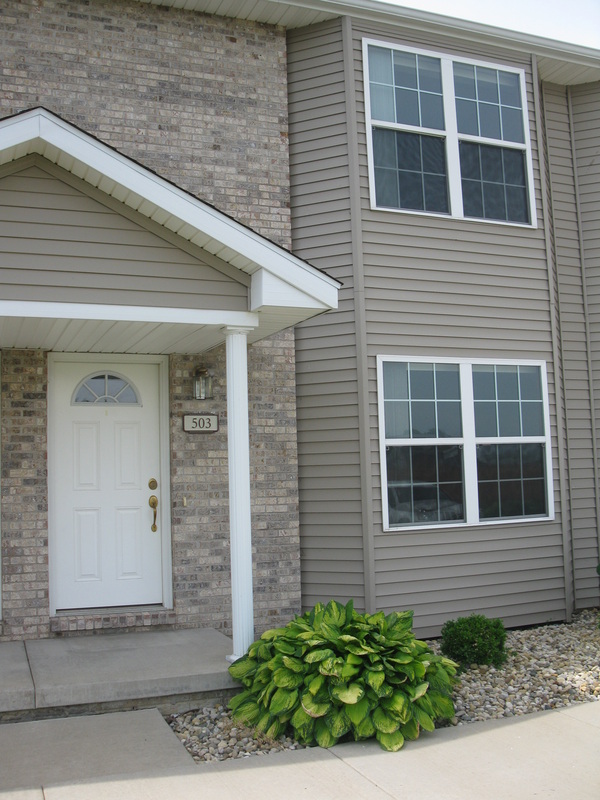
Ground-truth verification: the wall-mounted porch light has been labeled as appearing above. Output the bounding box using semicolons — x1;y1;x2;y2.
194;368;213;400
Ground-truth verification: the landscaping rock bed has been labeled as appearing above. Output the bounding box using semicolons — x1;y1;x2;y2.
166;609;600;763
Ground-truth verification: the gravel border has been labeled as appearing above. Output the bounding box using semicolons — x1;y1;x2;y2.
167;609;600;762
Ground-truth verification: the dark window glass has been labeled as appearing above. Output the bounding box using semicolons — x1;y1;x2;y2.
473;365;496;399
477;67;499;103
477;444;546;519
479;103;502;140
419;55;443;93
456;98;479;136
459;143;529;223
420;92;444;130
375;168;400;208
411;401;437;437
387;445;464;525
437;401;462;438
385;400;410;438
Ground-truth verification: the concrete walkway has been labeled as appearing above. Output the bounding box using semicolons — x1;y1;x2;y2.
0;629;237;715
1;701;599;799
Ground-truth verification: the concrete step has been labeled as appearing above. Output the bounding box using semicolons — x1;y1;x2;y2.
0;628;238;721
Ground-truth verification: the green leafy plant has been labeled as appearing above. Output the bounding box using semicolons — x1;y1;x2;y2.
228;600;458;752
440;614;507;669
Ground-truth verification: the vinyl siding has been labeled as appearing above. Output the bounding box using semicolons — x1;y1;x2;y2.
570;80;600;607
291;16;569;636
289;20;367;609
353;20;565;635
0;160;248;312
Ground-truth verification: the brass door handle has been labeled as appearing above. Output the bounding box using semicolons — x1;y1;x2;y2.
149;495;158;531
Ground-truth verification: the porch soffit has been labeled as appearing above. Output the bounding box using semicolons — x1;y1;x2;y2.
0;108;339;354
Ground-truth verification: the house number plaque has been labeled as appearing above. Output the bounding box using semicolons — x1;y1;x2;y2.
183;414;219;433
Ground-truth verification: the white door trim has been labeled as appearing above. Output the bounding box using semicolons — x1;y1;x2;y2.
48;353;172;614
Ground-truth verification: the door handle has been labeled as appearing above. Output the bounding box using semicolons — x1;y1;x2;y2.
149;495;158;532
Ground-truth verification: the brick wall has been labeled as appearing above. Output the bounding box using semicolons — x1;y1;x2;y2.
0;351;49;639
0;0;301;640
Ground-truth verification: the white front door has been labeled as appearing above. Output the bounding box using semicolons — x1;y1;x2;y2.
50;358;166;610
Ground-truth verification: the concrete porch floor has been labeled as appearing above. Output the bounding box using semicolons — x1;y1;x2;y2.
0;628;238;721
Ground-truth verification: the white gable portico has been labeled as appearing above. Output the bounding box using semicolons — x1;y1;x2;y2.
0;108;339;658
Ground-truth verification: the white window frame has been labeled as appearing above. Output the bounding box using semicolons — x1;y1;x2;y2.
377;355;554;531
363;38;537;227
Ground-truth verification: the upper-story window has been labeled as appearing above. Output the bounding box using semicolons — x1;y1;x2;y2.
364;40;536;225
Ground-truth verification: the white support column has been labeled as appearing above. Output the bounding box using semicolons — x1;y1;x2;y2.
225;327;254;661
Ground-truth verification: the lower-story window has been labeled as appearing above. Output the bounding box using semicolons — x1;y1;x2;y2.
377;357;553;530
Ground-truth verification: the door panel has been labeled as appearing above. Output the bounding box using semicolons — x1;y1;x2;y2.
50;360;164;610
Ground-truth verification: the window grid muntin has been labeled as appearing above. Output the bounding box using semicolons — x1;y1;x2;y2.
379;356;551;530
364;39;535;226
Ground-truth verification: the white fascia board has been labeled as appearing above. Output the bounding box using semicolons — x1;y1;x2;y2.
0;300;259;328
2;109;339;310
250;268;331;311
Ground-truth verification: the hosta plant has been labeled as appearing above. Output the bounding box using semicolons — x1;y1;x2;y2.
228;600;458;752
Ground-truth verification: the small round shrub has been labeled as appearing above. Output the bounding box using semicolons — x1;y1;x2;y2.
440;614;507;669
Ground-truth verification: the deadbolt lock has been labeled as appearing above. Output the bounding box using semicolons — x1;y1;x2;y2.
148;478;158;490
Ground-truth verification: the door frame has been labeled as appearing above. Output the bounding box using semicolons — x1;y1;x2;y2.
47;352;173;615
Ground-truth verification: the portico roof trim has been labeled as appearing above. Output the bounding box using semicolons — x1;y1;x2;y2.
0;108;340;315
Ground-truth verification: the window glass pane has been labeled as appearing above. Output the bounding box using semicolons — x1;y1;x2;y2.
424;174;449;213
456;98;479;136
503;148;526;185
385;400;410;438
475;401;498;436
375;168;399;208
453;62;476;99
435;363;461;399
522;443;545;478
74;385;97;403
458;142;479;180
373;128;397;167
420;92;444;130
462;179;483;217
498;401;521;436
483;182;506;220
371;85;395;121
477;67;499;103
393;50;417;88
388;484;413;524
397;131;421;170
501;106;525;143
524;479;546;515
383;361;409;399
505;186;529;224
519;366;542;400
498;444;521;478
521;402;545;436
412;445;437;482
498;70;522;108
411;401;436;437
386;446;411;481
480;146;503;182
437;401;462;437
496;366;519;399
477;444;498;480
479;103;502;140
500;480;523;516
410;363;435;398
395;87;420;126
473;365;496;400
107;376;127;396
478;481;500;518
116;385;138;404
86;375;105;396
418;55;442;93
421;136;446;173
437;444;463;482
398;170;424;210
